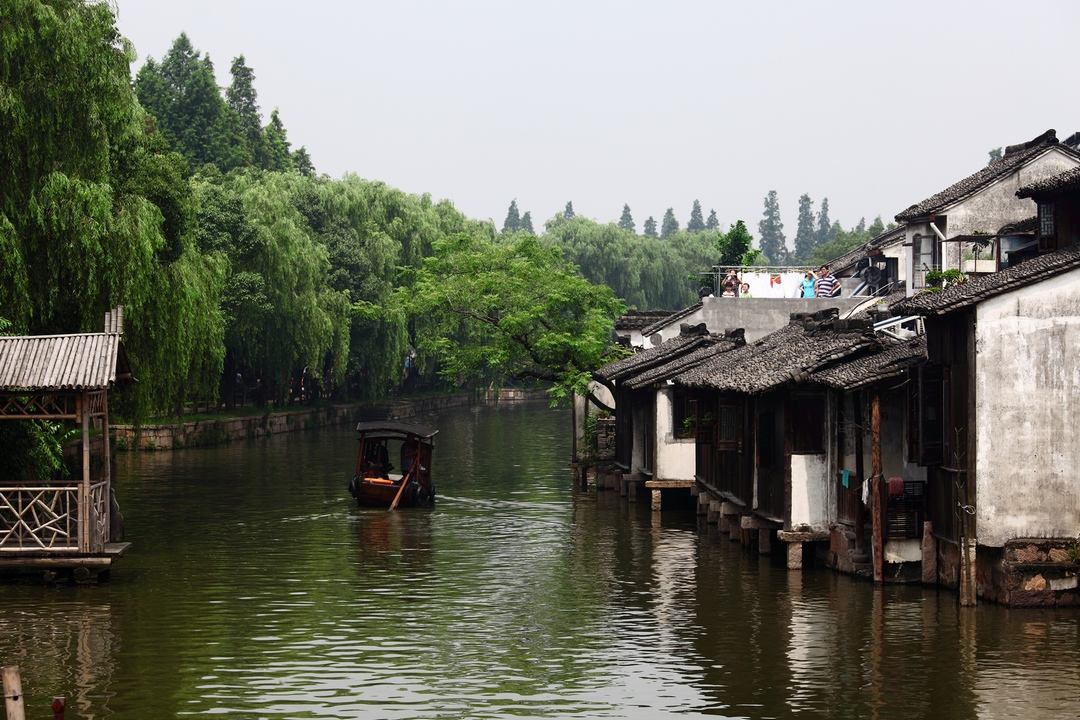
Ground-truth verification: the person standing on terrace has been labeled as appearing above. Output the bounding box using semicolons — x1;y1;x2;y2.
815;265;839;298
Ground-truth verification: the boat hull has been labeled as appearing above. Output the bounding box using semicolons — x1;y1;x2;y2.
349;476;434;508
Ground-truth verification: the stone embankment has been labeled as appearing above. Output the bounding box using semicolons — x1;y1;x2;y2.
112;388;545;451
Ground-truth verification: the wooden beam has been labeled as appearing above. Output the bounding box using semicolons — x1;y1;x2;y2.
2;665;25;720
644;479;693;489
80;393;90;553
871;391;884;583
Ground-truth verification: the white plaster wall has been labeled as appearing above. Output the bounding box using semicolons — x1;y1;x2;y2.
974;267;1080;546
654;387;696;481
790;454;830;530
628;329;644;348
945;148;1080;239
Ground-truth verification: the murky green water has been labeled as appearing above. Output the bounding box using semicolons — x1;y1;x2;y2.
0;401;1076;719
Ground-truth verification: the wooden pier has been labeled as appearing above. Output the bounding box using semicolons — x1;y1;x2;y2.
0;308;132;581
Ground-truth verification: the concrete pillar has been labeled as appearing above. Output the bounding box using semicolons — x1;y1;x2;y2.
718;513;730;533
728;518;742;542
707;501;721;524
619;474;628;498
787;542;803;570
758;528;772;555
651;489;662;512
628;480;638;502
921;521;937;585
696;492;709;516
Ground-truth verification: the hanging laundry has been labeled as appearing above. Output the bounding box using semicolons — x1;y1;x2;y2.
841;468;851;489
861;479;870;506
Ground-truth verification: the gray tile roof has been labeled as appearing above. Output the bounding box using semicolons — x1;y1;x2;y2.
624;334;744;390
639;302;703;338
892;245;1080;317
811;336;926;391
895;130;1077;222
1016;165;1080;198
615;310;676;332
596;325;710;382
676;312;880;393
828;225;907;276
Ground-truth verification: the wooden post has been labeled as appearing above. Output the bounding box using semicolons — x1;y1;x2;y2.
102;393;111;545
870;391;884;583
2;666;25;720
651;489;661;511
854;392;866;550
80;393;91;553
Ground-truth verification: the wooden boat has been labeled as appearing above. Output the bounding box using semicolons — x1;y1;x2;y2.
348;421;437;509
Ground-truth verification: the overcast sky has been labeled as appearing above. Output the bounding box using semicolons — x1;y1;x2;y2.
115;0;1080;239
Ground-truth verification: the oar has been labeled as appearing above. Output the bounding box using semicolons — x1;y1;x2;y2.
388;466;415;511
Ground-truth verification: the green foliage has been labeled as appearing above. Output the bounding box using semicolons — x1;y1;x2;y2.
807;215;892;267
1;0;227;419
563;201;575;219
226;54;264;167
793;193;816;262
660;208;679;239
816;197;834;247
988;147;1003;163
719;220;758;266
502;199;521;233
618;204;635;232
642;216;658;238
398;233;625;402
542;216;720;309
262;109;293;172
135;33;245;170
687;200;705;232
924;269;967;291
520;210;535;235
705;209;719;230
757;190;787;264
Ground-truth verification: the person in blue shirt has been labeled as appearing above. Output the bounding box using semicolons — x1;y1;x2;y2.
801;271;817;298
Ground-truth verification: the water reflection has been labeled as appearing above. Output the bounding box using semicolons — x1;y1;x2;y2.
0;402;1074;718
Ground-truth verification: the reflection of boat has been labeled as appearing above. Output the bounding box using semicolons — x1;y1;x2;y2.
348;422;437;509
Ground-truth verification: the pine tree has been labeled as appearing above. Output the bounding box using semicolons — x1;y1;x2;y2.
757;190;787;264
502;199;521;233
660;208;679;239
706;209;720;230
988;147;1003;163
815;197;833;247
618;204;635;232
867;216;885;237
520;211;535;234
793;193;816;262
292;146;315;176
136;34;243;169
564;201;575;219
687;200;705;232
227;54;264;167
855;217;866;233
262;109;292;171
643;216;658;238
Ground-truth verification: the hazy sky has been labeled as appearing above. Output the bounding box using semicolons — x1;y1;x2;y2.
115;0;1080;238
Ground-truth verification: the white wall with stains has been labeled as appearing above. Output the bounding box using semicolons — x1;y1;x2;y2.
974;266;1080;546
653;387;696;481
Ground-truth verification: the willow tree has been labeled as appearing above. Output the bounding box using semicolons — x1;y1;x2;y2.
1;0;226;417
399;233;625;404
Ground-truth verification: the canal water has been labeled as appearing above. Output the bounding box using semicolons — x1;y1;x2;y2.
0;401;1077;719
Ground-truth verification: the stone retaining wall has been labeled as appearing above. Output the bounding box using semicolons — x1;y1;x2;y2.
111;391;496;451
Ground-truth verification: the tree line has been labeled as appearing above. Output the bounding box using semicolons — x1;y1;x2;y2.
756;191;894;266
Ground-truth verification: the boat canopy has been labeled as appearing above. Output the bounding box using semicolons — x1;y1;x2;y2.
355;421;438;442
